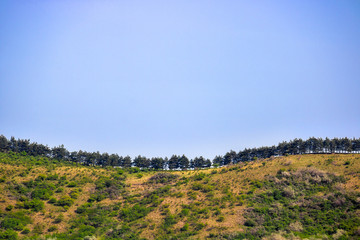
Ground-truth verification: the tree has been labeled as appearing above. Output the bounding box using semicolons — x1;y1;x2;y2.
99;153;110;167
51;145;69;160
168;155;179;170
212;155;223;166
342;137;352;153
223;150;236;165
178;155;189;170
109;154;120;166
9;137;18;152
133;155;150;169
122;156;132;168
323;138;331;153
150;157;165;170
0;135;9;152
17;139;30;153
69;151;79;164
193;156;205;169
204;158;212;168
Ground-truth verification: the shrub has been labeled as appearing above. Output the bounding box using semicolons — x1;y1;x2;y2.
120;204;152;222
163;214;177;229
181;223;189;231
127;167;140;174
244;219;256;227
48;226;58;232
53;214;63;224
1;218;24;231
48;197;57;204
67;181;77;187
32;223;45;234
76;203;92;214
35;174;46;181
31;188;53;200
24;199;44;211
21;228;30;234
193;173;206;181
0;229;18;240
46;174;59;180
180;208;190;217
70;191;79;199
56;195;74;207
148;173;179;184
191;183;213;193
217;216;225;222
5;205;13;211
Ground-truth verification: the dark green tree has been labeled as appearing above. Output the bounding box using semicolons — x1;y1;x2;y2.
178;155;189;170
150;157;165;170
168;155;179;170
122;156;132;168
0;135;9;152
133;155;150;169
212;155;223;166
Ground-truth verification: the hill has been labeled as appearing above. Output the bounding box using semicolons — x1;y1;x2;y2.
0;152;360;239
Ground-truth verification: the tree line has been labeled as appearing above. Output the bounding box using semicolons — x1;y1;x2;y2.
0;135;359;170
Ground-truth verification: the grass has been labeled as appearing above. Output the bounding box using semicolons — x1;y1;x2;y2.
0;152;359;239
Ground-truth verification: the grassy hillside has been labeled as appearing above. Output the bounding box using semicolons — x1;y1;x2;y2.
0;152;359;239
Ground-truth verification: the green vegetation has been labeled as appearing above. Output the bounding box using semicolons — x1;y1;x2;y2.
214;168;360;239
0;149;360;239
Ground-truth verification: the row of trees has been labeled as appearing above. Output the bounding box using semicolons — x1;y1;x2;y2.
0;135;359;170
216;137;360;166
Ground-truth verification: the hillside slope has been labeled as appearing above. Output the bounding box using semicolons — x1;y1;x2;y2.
0;152;359;239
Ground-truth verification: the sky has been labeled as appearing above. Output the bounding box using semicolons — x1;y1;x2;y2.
1;1;360;159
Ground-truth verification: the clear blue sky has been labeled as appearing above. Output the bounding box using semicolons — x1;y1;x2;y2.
1;1;360;159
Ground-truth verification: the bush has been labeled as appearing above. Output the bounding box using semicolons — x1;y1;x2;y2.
1;218;24;231
70;191;79;199
217;216;225;222
48;197;57;204
56;195;74;207
21;228;30;234
193;173;206;181
244;219;256;227
127;167;140;174
35;174;46;181
31;188;53;200
53;214;63;224
120;204;152;222
5;205;13;211
148;173;179;184
67;181;77;187
180;208;190;217
76;203;92;214
163;214;177;229
0;229;18;240
46;174;59;180
48;226;58;232
181;223;189;231
191;183;213;193
32;223;44;234
24;199;44;211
